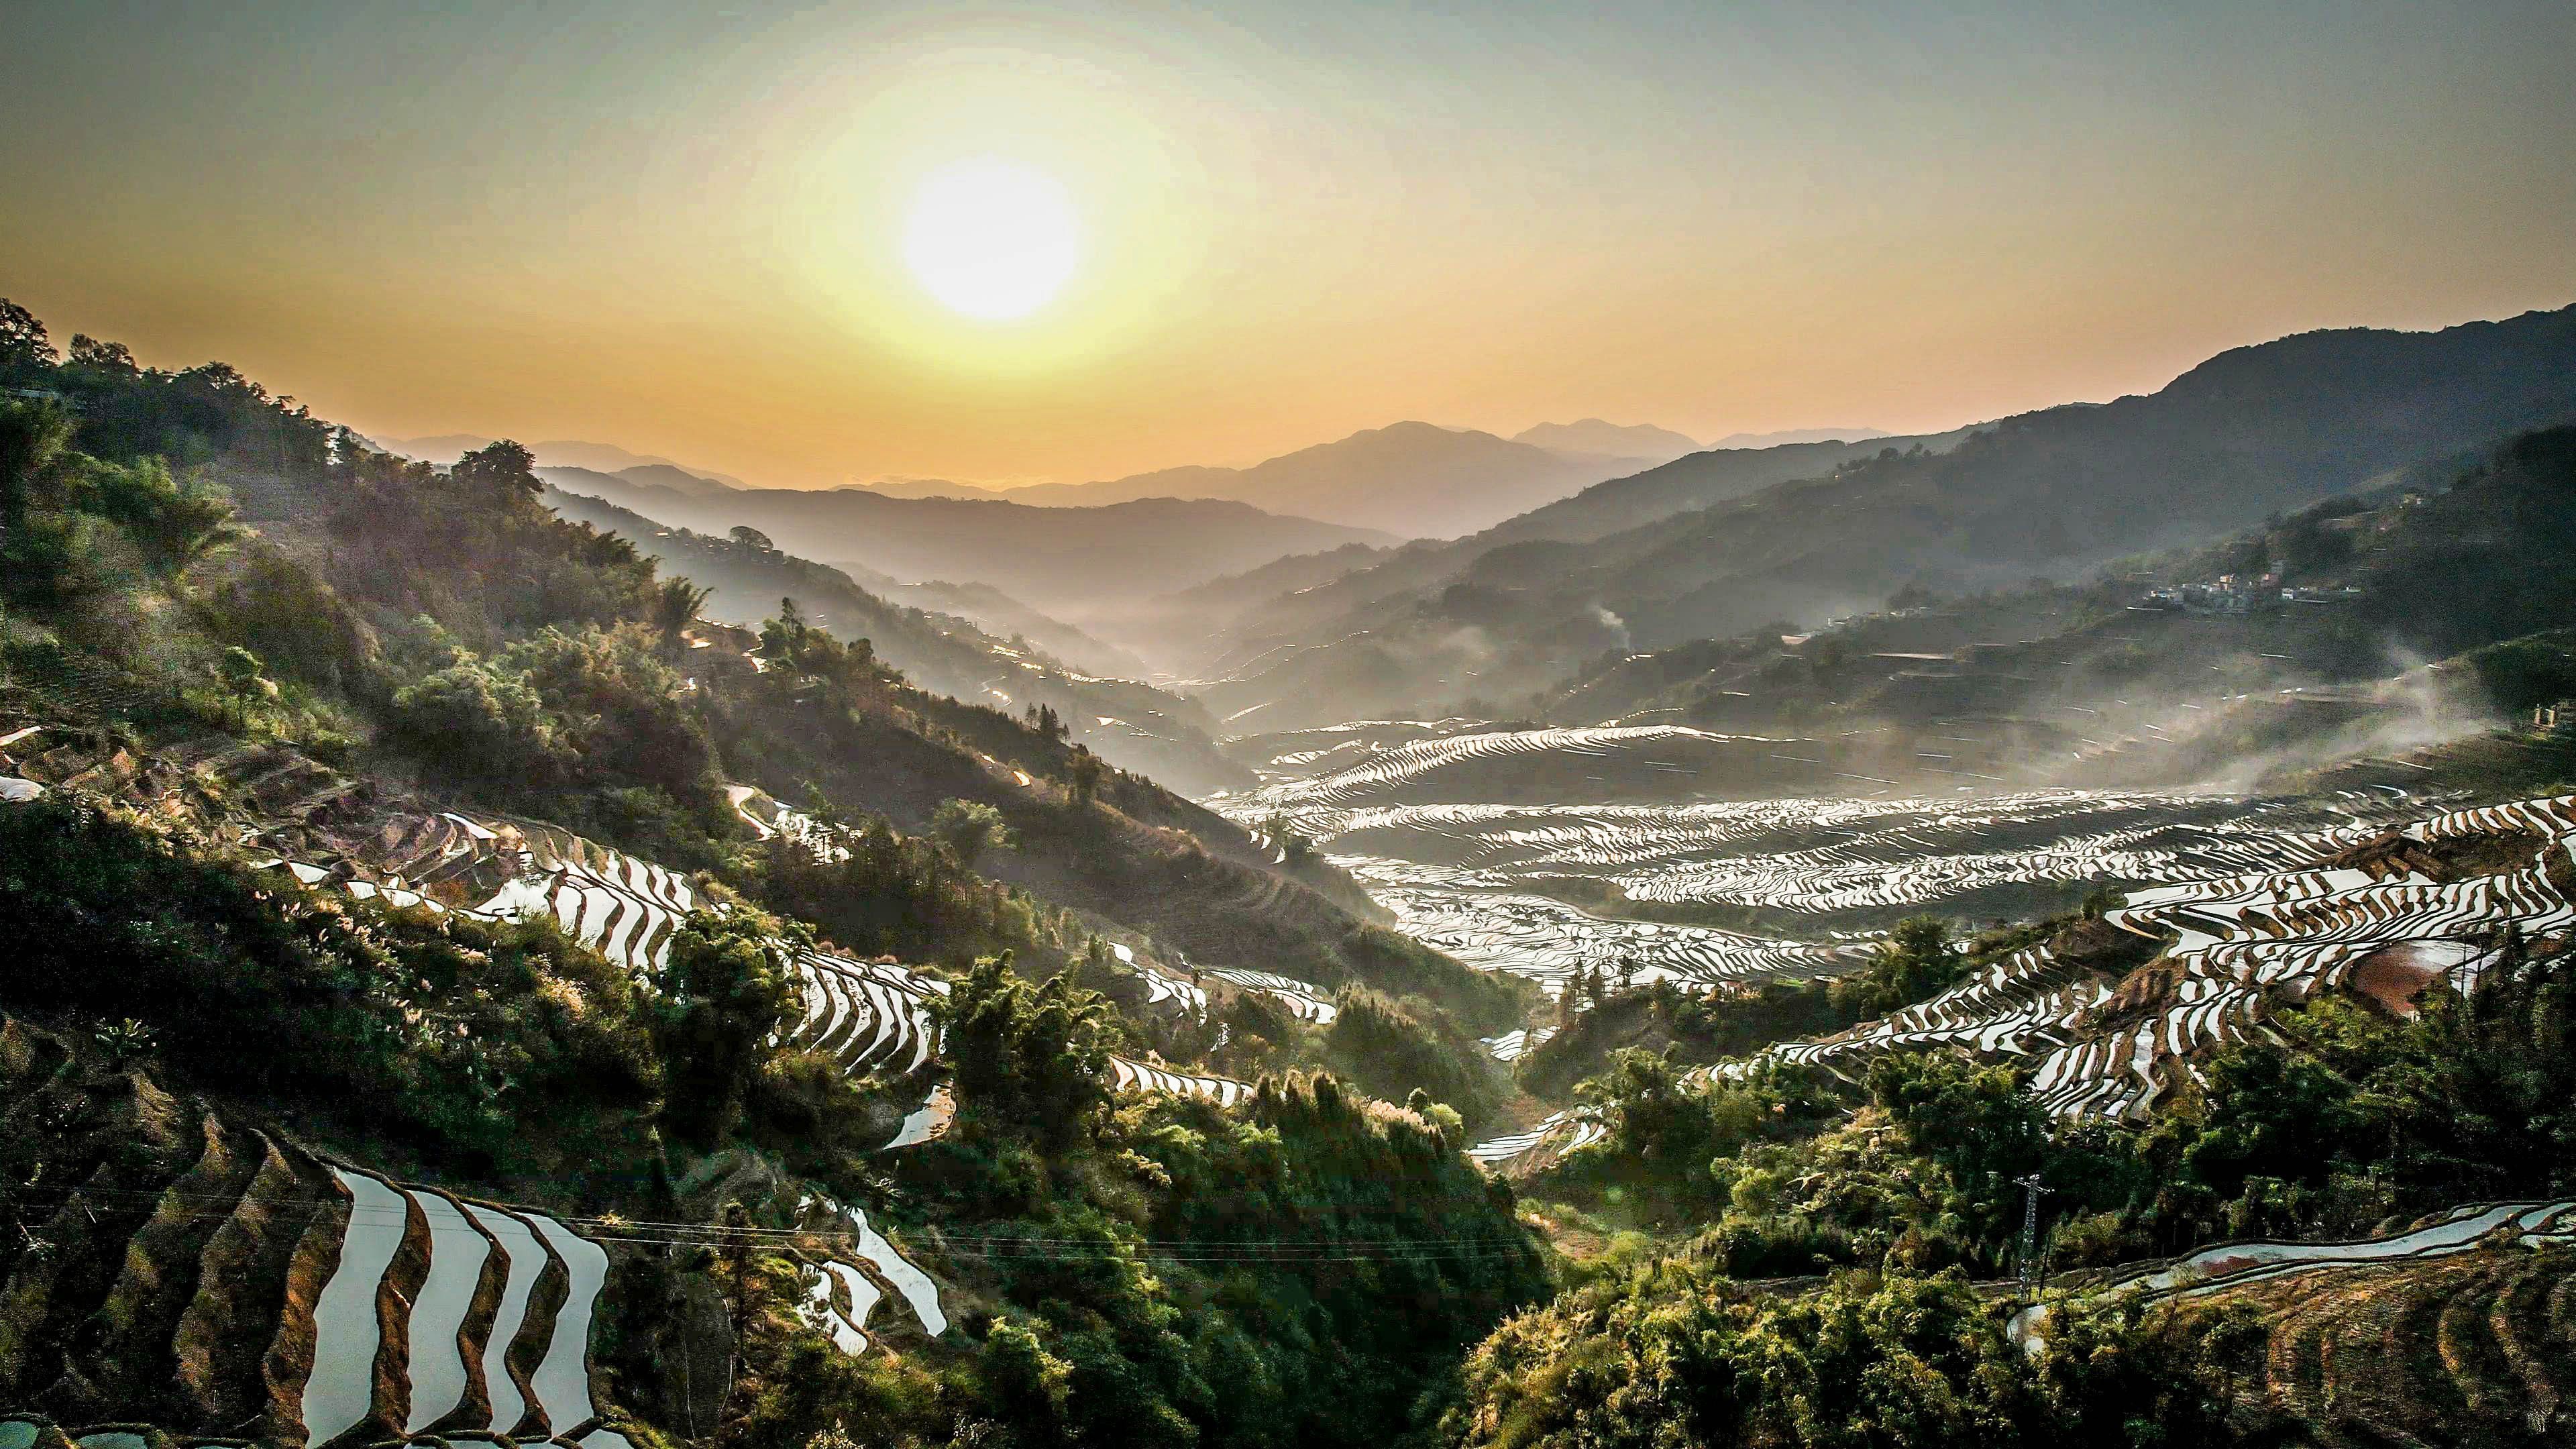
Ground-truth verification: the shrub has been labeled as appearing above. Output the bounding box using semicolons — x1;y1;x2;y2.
386;657;570;790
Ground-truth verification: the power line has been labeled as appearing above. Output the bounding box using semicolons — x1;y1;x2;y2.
0;1182;1532;1265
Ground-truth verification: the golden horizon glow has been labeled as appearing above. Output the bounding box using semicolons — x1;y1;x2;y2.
1;3;2571;488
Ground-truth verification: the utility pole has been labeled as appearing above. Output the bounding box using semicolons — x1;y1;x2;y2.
2015;1172;2052;1291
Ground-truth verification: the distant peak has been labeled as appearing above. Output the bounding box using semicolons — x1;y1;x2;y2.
1703;426;1888;450
1514;419;1701;460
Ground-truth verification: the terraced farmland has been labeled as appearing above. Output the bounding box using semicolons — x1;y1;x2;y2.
788;1193;949;1356
235;796;1276;1134
254;808;700;976
2015;1203;2576;1444
1221;718;2430;1000
1198;966;1338;1023
0;1016;633;1448
777;949;947;1081
3;739;1291;1162
1352;860;1858;995
1465;794;2576;1173
1737;794;2576;1109
1476;1026;1555;1063
1107;1056;1255;1108
1462;1112;1605;1175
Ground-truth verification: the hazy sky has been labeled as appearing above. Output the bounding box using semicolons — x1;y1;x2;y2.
5;1;2572;486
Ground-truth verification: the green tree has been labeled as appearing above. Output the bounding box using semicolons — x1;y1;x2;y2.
449;439;543;500
1833;914;1966;1018
0;297;55;376
651;909;798;1150
651;576;714;651
386;657;570;790
930;798;1014;871
1065;749;1104;807
936;953;1111;1151
85;455;246;576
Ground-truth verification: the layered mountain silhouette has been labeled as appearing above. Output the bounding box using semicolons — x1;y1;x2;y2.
409;418;1703;541
541;470;1393;623
1705;425;1890;449
846;421;1654;538
1183;305;2576;730
384;435;747;493
1511;418;1701;464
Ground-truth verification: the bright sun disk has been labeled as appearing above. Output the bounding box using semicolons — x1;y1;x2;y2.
902;159;1080;321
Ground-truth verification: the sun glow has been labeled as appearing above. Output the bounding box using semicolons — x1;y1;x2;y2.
902;159;1081;321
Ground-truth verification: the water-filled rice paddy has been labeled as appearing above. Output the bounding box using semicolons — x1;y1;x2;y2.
1220;720;2432;998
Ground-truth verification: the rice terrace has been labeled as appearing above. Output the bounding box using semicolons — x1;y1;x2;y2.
5;5;2576;1446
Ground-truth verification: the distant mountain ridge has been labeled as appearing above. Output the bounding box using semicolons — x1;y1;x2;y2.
1113;431;1927;679
836;421;1688;539
1512;418;1701;464
535;462;746;503
384;435;747;491
1707;425;1889;449
1183;304;2576;730
415;419;1699;541
545;468;1395;623
928;421;1639;538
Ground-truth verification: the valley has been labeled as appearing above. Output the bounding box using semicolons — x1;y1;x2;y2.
1215;718;2425;995
5;289;2575;1449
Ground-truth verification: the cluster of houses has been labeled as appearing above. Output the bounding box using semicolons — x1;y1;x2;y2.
2135;573;2366;615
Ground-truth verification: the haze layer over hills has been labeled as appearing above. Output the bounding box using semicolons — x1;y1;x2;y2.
1510;418;1703;463
1181;305;2576;730
842;420;1665;537
541;467;1394;622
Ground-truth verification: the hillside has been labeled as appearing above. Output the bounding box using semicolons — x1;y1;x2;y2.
1189;305;2576;730
873;575;1151;679
0;303;1548;1448
1444;792;2576;1448
1091;541;1400;676
1176;432;1952;717
549;468;1393;623
1526;424;2576;796
543;486;1246;794
10;293;2576;1449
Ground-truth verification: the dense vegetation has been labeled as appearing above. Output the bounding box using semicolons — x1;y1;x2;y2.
1529;924;2574;1266
0;299;1544;1448
0;789;667;1173
1539;422;2576;752
1514;915;2066;1103
1452;1259;2269;1449
1440;900;2576;1446
542;486;1253;796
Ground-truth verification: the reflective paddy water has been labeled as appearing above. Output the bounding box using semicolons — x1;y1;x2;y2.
1219;722;2431;996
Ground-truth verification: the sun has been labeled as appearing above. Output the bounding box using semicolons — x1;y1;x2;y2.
902;159;1081;321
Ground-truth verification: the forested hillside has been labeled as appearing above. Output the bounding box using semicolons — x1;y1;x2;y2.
1448;794;2576;1448
10;288;2576;1449
543;486;1250;796
0;299;1540;1449
545;468;1395;625
1528;424;2576;796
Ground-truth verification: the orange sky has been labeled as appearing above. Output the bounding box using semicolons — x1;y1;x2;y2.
4;1;2573;488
